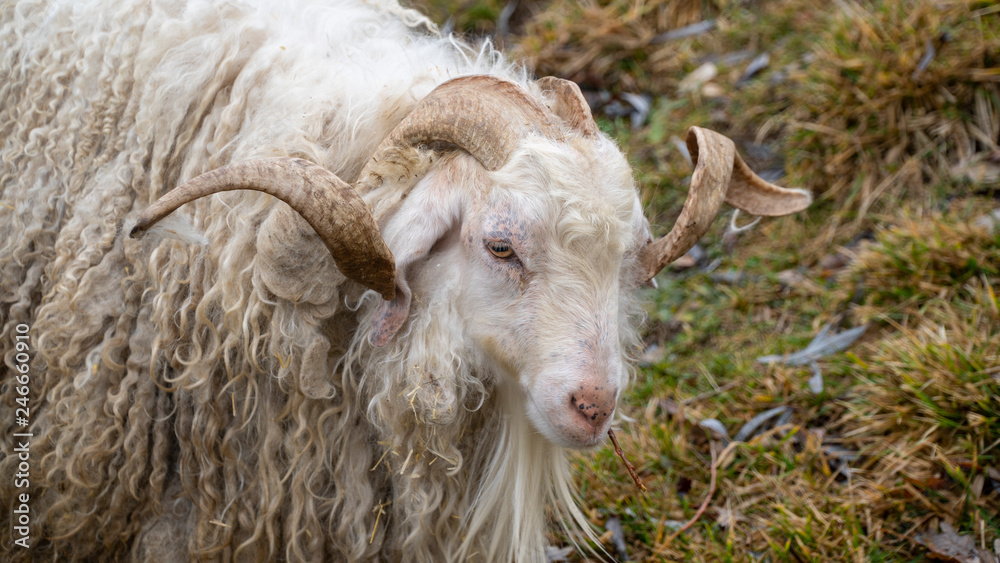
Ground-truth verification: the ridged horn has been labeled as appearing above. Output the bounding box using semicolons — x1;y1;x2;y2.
356;75;564;192
639;127;812;282
130;157;396;300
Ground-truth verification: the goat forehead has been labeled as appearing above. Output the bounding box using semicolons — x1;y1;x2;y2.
491;136;641;254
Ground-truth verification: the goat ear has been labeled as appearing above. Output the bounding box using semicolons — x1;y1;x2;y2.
537;76;599;138
369;182;462;347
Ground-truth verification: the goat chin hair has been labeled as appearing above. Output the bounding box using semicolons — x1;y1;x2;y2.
0;0;645;561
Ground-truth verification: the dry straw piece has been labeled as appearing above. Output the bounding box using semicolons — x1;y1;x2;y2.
608;428;646;491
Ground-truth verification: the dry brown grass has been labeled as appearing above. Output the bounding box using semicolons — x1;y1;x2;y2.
514;0;709;91
759;1;1000;244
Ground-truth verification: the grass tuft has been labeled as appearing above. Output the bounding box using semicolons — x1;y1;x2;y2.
844;209;1000;322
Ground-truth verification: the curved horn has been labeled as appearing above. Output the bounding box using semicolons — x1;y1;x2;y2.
638;127;812;281
130;157;396;300
356;75;564;192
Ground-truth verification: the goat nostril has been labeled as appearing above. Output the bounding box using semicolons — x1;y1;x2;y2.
569;391;614;430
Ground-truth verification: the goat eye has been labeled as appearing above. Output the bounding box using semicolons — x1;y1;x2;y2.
485;240;515;259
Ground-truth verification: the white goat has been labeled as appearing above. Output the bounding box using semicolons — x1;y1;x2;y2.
0;0;810;560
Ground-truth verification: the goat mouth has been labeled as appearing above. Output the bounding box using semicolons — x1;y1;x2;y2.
524;395;613;449
571;430;607;449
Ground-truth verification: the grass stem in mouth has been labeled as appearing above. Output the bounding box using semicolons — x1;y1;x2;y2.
609;428;646;492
